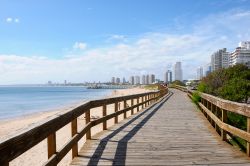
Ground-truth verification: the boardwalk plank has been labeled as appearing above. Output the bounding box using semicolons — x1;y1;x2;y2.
71;89;250;166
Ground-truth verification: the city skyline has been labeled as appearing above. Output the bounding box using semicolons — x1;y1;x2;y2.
1;1;250;84
198;41;250;79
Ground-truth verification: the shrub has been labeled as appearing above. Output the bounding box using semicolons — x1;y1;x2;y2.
191;91;201;104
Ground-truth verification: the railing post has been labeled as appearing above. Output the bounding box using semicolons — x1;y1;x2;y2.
145;95;147;107
137;97;139;112
71;118;78;158
147;94;150;105
215;106;219;133
86;109;91;139
131;98;134;115
103;104;107;130
247;118;250;157
221;109;227;141
210;103;215;127
114;102;118;124
124;100;127;119
142;96;144;109
47;132;56;159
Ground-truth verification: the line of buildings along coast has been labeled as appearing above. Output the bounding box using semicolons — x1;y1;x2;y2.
197;41;250;80
111;62;183;85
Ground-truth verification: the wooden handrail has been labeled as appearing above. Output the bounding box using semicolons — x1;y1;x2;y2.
0;86;168;165
172;85;250;157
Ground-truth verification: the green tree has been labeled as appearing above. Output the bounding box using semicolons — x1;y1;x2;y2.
172;80;185;86
198;64;250;103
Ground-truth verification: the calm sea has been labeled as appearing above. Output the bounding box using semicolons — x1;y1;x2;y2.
0;86;113;120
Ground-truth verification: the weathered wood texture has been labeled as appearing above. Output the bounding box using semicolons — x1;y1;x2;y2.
174;85;250;157
0;85;168;165
71;89;250;166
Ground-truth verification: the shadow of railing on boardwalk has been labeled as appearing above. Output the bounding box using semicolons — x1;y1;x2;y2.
81;91;173;165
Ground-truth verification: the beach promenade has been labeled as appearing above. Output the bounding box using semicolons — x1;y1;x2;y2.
1;87;250;166
70;89;250;165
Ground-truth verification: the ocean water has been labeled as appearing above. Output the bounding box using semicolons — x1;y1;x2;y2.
0;86;113;120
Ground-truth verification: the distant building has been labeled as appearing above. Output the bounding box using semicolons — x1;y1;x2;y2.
142;75;146;85
116;77;120;84
111;77;115;84
211;48;229;71
164;72;168;83
122;77;126;84
197;67;203;80
174;62;183;81
222;52;230;69
64;80;67;85
164;70;172;83
230;41;250;68
135;76;140;84
48;81;52;85
149;74;155;84
146;75;150;85
129;76;135;85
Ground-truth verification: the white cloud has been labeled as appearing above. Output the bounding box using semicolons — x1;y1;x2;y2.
1;9;250;84
5;17;19;23
107;34;127;43
14;18;19;23
73;42;87;50
6;17;12;23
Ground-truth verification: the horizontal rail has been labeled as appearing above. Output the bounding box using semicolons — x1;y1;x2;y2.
172;85;250;157
0;85;168;165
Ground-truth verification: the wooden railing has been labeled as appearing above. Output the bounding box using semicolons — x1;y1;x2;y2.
173;85;250;156
0;86;168;166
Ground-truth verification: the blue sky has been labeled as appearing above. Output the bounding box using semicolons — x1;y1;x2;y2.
0;0;250;84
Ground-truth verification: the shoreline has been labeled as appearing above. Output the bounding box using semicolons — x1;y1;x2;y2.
0;87;150;166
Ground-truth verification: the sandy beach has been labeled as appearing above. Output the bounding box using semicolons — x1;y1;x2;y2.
0;87;150;166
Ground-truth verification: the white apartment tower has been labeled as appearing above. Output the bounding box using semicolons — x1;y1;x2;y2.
211;48;229;71
230;41;250;68
174;62;183;81
149;74;155;84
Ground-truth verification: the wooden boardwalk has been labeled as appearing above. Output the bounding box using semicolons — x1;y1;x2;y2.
70;89;250;165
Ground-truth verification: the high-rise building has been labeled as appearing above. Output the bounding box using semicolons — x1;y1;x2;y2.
168;70;172;83
142;75;146;85
222;52;230;69
211;48;229;71
122;77;126;84
116;77;120;84
135;76;140;84
230;41;250;68
146;75;150;85
111;77;115;84
174;62;183;81
197;67;203;80
149;74;155;84
239;41;250;49
129;76;135;85
164;70;172;83
164;72;168;83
